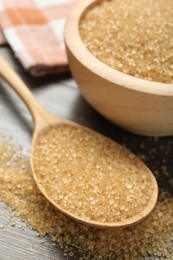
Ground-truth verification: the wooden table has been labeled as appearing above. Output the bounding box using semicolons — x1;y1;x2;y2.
0;46;173;260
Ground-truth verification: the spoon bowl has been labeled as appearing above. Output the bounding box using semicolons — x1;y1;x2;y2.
0;55;158;229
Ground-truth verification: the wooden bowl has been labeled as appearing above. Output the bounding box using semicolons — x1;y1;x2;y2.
64;0;173;136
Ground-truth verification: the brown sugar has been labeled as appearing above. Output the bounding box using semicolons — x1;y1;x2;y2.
0;139;173;258
79;0;173;84
33;124;155;223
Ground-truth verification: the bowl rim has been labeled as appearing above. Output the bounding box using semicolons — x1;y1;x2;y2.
65;0;173;96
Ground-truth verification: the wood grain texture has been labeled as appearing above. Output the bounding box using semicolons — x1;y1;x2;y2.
0;46;173;259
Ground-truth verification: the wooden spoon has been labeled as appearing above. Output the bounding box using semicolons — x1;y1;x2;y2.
0;55;158;229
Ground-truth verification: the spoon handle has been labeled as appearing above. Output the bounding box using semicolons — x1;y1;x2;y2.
0;55;56;130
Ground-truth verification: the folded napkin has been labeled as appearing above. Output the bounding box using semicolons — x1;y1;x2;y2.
0;0;76;76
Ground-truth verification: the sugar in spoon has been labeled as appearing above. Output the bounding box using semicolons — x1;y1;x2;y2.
0;55;158;229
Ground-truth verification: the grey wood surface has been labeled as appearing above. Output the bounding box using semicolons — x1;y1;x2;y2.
0;46;173;260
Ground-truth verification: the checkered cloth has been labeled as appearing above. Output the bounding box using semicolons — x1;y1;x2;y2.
0;0;76;76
